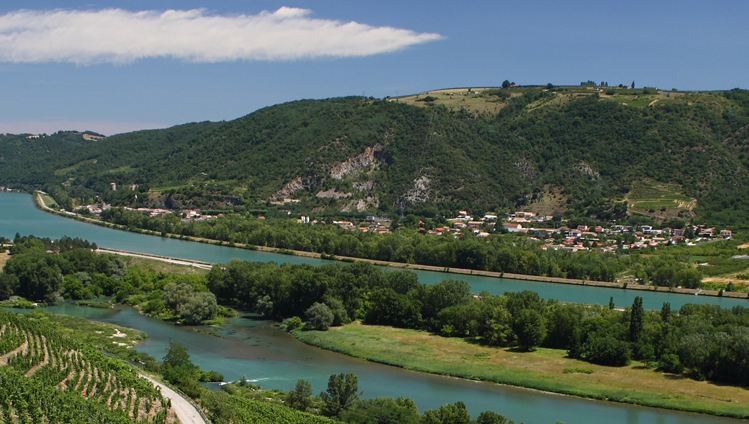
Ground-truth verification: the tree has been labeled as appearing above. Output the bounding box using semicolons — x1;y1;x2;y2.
477;410;515;424
286;379;313;412
339;397;420;424
629;296;643;343
256;295;274;316
306;302;334;330
585;335;631;366
513;309;547;351
608;296;615;310
321;373;360;417
161;342;201;397
631;81;635;89
502;80;511;89
180;291;219;323
660;302;671;323
421;401;471;424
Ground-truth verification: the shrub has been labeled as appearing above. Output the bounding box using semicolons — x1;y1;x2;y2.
305;302;334;331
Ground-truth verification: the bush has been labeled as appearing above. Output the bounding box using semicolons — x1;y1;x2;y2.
283;316;304;332
658;353;684;374
305;302;334;331
584;336;630;366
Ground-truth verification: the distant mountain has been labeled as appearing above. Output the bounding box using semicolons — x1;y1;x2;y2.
2;86;748;226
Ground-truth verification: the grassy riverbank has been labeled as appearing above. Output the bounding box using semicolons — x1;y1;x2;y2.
292;323;749;419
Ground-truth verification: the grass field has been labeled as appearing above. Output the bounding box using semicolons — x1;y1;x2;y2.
124;256;209;275
293;323;749;418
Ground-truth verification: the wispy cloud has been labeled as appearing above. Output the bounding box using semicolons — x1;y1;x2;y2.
0;7;442;64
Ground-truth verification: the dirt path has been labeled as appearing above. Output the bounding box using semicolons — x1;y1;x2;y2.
97;249;213;270
139;374;206;424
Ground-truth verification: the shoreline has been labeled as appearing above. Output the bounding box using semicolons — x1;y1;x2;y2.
290;325;749;420
32;191;749;300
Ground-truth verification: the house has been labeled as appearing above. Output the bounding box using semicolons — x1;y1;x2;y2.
503;222;523;233
577;225;589;232
641;225;653;234
467;221;484;228
721;229;732;238
483;214;498;221
672;228;685;237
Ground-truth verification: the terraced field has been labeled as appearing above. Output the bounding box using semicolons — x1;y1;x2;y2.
0;310;175;423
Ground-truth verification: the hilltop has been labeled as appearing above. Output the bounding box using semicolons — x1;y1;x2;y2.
1;85;748;226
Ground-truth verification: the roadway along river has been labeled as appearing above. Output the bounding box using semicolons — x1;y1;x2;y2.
1;191;746;423
2;192;746;310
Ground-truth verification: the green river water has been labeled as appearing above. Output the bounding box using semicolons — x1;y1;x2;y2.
1;192;745;423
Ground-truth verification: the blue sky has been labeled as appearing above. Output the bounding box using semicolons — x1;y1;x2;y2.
0;0;747;135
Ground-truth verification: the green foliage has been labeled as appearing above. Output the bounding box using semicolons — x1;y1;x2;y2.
340;397;420;424
421;401;471;424
5;89;749;225
286;379;314;412
306;302;334;331
0;309;169;423
513;309;547;351
320;373;360;417
161;341;202;397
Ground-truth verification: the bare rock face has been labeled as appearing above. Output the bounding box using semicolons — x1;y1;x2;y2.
401;175;432;205
272;175;322;200
329;143;384;180
270;143;384;201
575;161;600;179
353;181;374;191
316;188;352;199
340;196;380;212
514;160;537;180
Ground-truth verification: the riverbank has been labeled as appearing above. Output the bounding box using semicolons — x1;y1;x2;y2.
292;323;749;419
32;191;749;300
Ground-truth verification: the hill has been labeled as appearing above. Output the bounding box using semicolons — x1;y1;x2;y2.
2;85;749;226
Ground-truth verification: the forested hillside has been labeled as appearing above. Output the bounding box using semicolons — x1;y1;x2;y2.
2;86;749;226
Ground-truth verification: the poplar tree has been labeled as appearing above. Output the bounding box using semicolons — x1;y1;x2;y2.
629;296;644;342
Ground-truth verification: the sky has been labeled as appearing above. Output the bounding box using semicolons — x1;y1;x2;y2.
0;0;747;135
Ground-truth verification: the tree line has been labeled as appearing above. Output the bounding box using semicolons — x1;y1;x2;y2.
100;209;704;287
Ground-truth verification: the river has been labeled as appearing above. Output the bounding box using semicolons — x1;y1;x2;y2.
1;192;745;311
1;191;746;423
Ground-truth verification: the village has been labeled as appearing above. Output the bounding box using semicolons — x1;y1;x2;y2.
326;209;732;253
73;195;732;254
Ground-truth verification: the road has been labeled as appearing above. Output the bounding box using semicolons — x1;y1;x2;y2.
97;248;214;270
140;374;207;424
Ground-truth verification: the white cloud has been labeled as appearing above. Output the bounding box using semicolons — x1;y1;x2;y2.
0;7;442;64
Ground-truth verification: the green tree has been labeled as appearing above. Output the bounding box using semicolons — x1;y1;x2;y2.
286;379;313;412
513;309;547;351
306;302;334;330
340;397;420;424
321;373;360;417
629;296;643;343
660;302;671;323
477;410;515;424
161;342;201;397
180;291;219;323
421;401;471;424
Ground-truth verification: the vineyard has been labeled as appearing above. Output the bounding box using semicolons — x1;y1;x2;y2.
0;310;176;424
